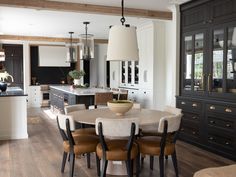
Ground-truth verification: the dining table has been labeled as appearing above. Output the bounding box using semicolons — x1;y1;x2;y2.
68;108;173;176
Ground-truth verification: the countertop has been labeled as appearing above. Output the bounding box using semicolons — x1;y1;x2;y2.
50;85;115;96
0;87;27;97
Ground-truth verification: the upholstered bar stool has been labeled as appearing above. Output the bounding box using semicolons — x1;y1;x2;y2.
138;114;182;177
57;114;99;177
95;117;140;177
89;92;113;109
119;89;128;100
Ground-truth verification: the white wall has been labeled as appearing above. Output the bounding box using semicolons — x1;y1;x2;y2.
97;44;108;88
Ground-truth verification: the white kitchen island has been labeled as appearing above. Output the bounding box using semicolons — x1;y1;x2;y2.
0;87;28;140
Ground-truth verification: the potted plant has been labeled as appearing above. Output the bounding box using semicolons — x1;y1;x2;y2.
68;70;85;85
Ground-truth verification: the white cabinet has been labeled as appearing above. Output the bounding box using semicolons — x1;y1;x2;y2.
109;61;120;89
127;89;139;102
120;61;139;88
138;89;153;109
28;86;42;107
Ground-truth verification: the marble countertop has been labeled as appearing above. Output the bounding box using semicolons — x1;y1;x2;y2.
50;85;115;96
0;87;27;97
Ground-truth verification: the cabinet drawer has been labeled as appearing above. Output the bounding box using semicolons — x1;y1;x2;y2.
177;99;202;112
207;104;236;116
208;132;234;150
182;112;200;123
179;120;200;139
207;116;234;132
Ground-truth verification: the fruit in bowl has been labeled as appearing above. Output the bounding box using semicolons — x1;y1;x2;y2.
107;100;133;116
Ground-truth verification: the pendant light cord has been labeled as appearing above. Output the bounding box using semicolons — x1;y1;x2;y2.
120;0;125;25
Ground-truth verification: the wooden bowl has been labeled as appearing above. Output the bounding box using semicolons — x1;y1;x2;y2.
107;100;133;116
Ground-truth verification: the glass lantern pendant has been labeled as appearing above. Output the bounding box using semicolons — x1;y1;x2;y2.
79;22;94;60
66;32;77;63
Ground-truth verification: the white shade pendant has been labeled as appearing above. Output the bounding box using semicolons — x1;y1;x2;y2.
107;25;139;61
107;0;139;61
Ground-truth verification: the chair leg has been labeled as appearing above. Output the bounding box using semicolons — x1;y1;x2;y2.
96;155;100;177
141;155;145;166
125;160;132;177
136;153;140;177
69;152;75;177
87;153;91;168
150;156;154;170
159;155;164;177
61;152;67;173
131;159;134;177
165;155;168;160
171;151;179;177
101;158;108;177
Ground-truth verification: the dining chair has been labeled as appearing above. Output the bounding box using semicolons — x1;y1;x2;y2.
95;117;140;177
140;106;182;136
137;114;183;177
119;89;128;100
56;114;99;177
64;104;96;136
90;92;113;109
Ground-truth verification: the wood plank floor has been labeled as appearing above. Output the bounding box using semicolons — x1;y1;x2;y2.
0;108;234;177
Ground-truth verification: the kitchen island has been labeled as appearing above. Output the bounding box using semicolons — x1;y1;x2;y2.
0;87;28;140
50;85;114;112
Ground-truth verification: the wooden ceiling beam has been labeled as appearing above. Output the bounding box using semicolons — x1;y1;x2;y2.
0;35;108;44
0;0;172;20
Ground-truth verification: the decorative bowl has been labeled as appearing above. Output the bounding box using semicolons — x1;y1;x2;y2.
107;100;133;116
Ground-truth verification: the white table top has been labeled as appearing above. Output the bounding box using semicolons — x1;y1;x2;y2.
69;108;172;126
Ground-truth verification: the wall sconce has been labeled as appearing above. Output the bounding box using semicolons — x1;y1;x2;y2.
65;32;77;63
79;22;94;60
107;0;139;61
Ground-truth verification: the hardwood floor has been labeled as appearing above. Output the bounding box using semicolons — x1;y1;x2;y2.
0;108;234;177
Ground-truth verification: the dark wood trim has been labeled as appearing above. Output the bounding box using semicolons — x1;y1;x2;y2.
0;0;172;20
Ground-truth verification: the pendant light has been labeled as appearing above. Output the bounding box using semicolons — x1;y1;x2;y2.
79;22;94;60
0;44;5;62
65;32;77;63
107;0;139;61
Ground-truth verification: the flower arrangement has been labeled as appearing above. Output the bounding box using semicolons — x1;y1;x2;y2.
68;70;85;79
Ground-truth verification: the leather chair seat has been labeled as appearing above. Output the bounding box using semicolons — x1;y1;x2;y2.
96;140;139;161
138;136;175;156
63;135;99;154
72;128;96;137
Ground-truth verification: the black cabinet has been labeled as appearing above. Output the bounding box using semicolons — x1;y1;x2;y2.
178;0;236;160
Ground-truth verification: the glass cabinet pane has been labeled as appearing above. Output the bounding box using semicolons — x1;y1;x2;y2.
134;61;139;84
128;61;132;84
184;36;192;91
227;27;236;94
212;29;224;93
121;61;125;83
194;33;204;91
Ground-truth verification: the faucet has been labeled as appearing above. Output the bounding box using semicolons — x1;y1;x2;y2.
0;71;14;82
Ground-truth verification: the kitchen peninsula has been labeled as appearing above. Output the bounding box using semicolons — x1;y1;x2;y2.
50;85;114;112
0;87;28;140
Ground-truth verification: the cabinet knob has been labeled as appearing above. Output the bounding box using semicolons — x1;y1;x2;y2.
144;91;146;94
210;105;215;110
181;101;186;105
225;108;232;113
209;137;214;140
192;116;197;120
210;120;215;124
192;103;197;107
226;124;231;127
225;142;230;145
192;131;196;135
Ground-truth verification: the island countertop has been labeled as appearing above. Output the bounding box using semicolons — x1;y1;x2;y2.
50;85;114;96
0;87;27;97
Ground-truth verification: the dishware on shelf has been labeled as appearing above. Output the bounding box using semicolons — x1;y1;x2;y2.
107;100;133;116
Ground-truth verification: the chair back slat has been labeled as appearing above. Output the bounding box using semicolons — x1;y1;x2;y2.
158;114;182;133
164;106;182;115
57;114;76;131
64;104;86;114
95;118;139;137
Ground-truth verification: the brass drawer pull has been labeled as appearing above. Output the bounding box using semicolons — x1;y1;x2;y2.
226;124;231;127
209;137;214;140
225;142;230;145
181;101;186;105
192;131;196;135
192;116;197;119
210;120;215;124
210;105;215;110
225;108;232;113
192;103;197;107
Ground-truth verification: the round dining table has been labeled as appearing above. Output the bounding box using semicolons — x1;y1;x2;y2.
68;108;172;176
68;108;172;126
